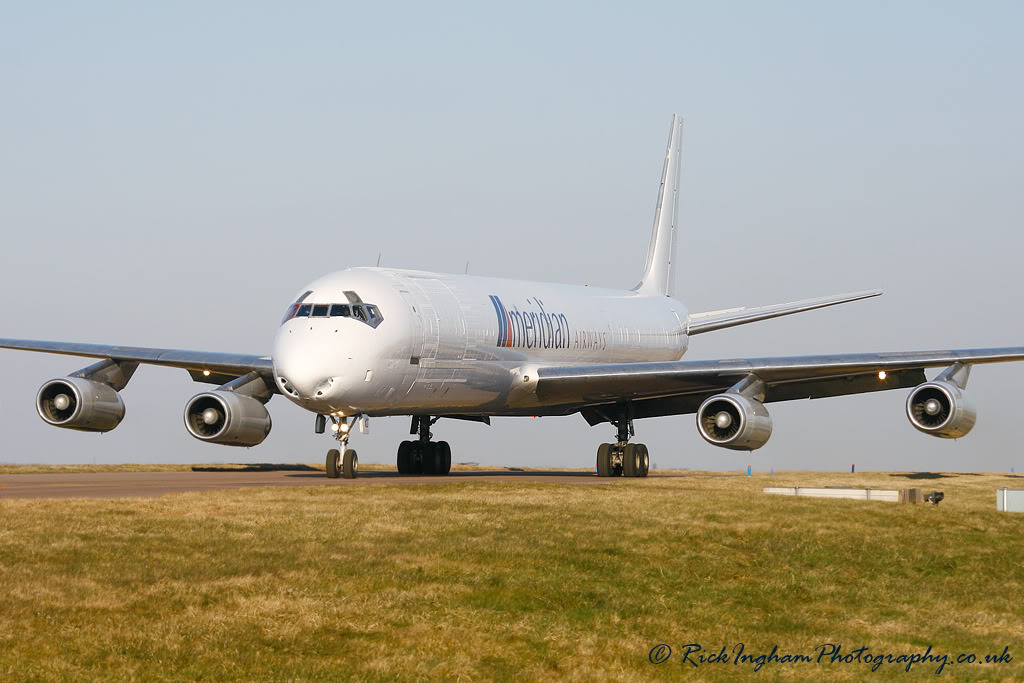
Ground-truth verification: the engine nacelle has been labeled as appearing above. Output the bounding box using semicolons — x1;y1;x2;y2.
906;381;976;439
36;377;126;433
697;393;773;451
184;391;272;447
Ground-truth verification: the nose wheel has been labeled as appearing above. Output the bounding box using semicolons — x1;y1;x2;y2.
326;447;358;479
323;415;359;478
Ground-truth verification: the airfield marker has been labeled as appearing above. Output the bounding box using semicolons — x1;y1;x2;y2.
747;465;751;476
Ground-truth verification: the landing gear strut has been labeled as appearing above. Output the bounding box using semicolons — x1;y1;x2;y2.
397;416;452;475
325;415;358;479
596;407;649;478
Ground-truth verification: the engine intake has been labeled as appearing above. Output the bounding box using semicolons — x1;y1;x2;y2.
697;393;773;451
36;377;126;433
184;391;272;447
906;381;976;439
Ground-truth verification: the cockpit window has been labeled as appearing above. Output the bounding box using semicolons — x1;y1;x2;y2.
280;304;299;325
282;298;383;328
280;291;315;326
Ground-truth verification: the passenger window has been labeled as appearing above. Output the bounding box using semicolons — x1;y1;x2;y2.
297;304;313;317
352;305;368;322
330;304;351;317
312;304;329;317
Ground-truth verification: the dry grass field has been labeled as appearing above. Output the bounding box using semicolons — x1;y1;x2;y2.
1;468;1022;681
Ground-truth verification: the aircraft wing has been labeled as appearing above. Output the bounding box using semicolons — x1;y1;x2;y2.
0;338;273;386
531;347;1024;422
687;290;882;335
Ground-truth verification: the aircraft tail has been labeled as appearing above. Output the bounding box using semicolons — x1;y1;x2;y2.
634;114;683;297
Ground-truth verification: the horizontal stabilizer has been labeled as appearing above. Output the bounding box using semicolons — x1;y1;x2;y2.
687;290;882;335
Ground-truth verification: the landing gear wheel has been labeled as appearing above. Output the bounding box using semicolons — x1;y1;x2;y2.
596;443;612;477
397;440;412;474
342;449;358;479
639;444;650;477
622;443;638;477
438;441;452;475
326;449;341;479
422;442;440;475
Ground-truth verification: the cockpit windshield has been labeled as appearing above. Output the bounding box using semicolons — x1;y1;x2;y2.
281;293;384;328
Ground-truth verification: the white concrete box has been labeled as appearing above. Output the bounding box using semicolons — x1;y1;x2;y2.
763;487;900;503
996;489;1024;512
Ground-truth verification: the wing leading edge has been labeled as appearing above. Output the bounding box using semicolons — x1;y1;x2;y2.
532;347;1024;416
0;338;273;385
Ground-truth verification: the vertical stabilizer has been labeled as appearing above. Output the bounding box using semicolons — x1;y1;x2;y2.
634;115;683;297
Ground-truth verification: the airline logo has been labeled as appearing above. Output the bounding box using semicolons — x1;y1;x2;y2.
489;295;571;350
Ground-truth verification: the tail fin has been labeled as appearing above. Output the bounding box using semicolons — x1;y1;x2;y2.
634;115;683;297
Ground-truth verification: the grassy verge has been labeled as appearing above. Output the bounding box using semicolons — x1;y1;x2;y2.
1;472;1021;681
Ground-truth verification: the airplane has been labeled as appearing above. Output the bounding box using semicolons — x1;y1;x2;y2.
3;115;1023;479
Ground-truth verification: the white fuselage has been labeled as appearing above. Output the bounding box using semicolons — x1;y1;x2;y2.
271;267;689;417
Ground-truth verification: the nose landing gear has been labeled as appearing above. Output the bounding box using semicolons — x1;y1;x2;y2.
324;415;358;479
397;416;452;475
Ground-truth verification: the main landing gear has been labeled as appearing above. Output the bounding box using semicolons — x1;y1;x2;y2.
397;416;452;475
323;415;358;479
596;411;649;478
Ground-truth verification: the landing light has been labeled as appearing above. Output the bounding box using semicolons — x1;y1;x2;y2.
202;370;211;377
340;422;350;433
330;423;340;433
878;371;887;380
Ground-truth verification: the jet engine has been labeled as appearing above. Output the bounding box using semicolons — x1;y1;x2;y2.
36;377;126;433
906;381;976;439
697;393;773;450
184;391;272;447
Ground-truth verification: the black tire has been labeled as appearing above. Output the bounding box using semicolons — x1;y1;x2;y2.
326;449;341;479
438;441;452;475
411;443;423;474
622;443;638;477
596;443;612;477
422;442;440;475
638;443;650;477
397;441;412;474
342;449;358;479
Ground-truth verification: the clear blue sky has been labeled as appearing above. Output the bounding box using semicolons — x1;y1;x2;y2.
1;1;1022;470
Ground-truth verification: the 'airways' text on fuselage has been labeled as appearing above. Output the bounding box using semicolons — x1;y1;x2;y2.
489;296;571;350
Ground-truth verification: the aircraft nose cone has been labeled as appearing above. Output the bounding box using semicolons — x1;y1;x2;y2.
273;328;342;402
274;364;322;400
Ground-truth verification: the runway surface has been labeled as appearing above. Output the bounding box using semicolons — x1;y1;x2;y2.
0;468;670;499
